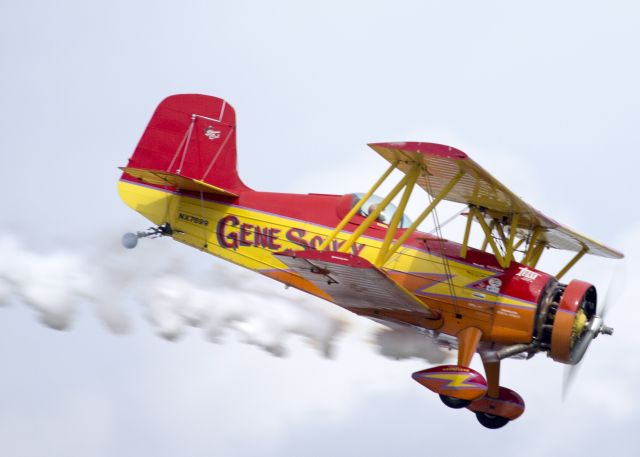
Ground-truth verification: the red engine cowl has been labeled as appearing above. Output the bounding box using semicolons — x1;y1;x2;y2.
535;279;597;364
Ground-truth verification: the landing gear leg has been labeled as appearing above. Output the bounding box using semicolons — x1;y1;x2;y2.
465;354;526;429
445;327;483;409
474;355;511;428
482;354;501;399
457;327;483;367
413;327;491;413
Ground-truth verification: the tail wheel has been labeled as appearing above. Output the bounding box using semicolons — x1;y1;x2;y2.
475;412;509;429
439;394;471;409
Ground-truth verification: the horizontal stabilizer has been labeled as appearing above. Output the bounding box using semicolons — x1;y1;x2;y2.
121;167;239;197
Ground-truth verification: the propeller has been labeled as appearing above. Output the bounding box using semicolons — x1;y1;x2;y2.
562;265;624;398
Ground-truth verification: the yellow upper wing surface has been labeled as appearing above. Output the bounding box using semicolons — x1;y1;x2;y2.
369;142;623;259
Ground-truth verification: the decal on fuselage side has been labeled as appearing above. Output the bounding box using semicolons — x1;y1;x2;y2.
215;214;365;255
487;277;502;294
178;212;210;226
515;267;540;282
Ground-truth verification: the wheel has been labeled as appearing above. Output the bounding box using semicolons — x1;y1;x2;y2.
439;394;471;409
475;412;509;429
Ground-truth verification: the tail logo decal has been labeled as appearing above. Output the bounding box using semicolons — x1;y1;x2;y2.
204;126;221;140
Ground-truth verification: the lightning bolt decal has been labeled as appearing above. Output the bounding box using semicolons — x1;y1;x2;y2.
421;372;480;390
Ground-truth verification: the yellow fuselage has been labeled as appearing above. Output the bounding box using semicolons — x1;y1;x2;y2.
119;179;540;345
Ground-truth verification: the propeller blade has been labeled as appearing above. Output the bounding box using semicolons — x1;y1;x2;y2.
571;328;597;365
562;264;624;399
562;332;594;399
562;363;580;399
562;316;603;399
600;262;626;320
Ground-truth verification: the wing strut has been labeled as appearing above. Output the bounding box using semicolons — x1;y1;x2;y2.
471;207;522;269
459;209;474;258
319;159;465;269
556;247;588;280
339;162;421;255
374;165;421;265
318;160;398;251
522;227;544;266
379;169;465;265
480;219;496;252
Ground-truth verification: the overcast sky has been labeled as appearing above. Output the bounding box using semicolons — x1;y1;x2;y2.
1;1;640;456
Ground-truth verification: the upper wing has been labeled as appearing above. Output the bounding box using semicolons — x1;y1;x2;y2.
369;142;623;259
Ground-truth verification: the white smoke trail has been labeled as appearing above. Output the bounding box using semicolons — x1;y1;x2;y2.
0;236;89;330
0;233;448;364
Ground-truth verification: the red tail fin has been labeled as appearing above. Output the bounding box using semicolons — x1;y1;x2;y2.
122;94;250;195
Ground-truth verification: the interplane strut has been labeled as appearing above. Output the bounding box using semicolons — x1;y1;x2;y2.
319;154;593;279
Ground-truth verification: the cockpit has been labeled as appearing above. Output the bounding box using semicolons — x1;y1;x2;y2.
351;193;413;228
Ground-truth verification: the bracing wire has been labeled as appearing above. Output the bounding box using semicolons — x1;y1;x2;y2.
427;208;465;234
424;176;460;316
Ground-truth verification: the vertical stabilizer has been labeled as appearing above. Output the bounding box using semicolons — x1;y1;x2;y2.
122;94;250;195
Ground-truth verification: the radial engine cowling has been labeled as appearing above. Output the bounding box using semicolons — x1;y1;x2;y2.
537;279;597;364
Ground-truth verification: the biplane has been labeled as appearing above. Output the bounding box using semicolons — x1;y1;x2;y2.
119;94;623;429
